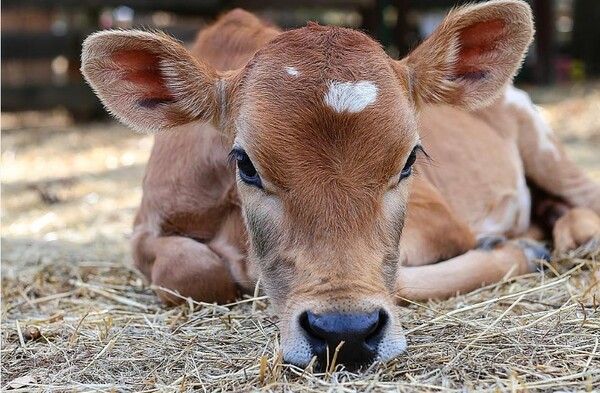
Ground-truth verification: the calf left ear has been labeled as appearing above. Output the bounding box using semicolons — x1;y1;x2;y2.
81;30;235;134
394;0;533;110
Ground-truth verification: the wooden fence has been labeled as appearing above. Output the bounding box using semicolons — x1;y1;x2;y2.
1;0;555;118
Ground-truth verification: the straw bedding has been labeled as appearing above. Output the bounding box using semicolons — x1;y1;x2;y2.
2;84;599;392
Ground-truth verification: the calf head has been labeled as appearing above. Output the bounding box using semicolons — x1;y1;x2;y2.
82;0;533;369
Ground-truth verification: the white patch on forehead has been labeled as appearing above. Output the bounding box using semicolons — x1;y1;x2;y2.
285;66;299;76
503;85;560;159
324;80;378;113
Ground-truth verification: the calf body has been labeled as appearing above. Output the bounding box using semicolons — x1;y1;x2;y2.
82;1;600;369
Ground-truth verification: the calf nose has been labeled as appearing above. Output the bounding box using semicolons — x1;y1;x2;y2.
299;309;388;368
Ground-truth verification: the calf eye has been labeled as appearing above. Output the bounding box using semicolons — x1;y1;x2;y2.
400;146;419;181
231;148;263;188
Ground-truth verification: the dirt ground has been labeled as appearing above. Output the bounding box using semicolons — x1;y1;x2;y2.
2;83;600;392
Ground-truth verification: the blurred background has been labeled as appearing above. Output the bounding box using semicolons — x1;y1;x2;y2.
2;0;599;116
2;1;599;259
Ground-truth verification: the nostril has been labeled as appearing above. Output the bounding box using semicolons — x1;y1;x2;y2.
298;309;389;368
301;310;385;339
365;309;388;348
299;311;328;354
299;311;320;340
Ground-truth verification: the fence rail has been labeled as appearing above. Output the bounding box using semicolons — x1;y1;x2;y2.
2;0;555;116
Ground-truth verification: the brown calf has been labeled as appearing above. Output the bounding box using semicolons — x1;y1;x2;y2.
81;1;600;369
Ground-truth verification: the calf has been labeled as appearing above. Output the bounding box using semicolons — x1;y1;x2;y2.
81;0;600;369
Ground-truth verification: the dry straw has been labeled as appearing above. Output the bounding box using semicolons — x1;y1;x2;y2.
2;239;599;392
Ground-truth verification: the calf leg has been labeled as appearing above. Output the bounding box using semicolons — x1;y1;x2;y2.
398;177;548;302
397;241;543;302
506;89;600;252
509;87;600;213
133;231;239;305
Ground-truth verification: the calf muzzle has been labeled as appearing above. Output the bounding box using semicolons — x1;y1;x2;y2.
299;309;388;369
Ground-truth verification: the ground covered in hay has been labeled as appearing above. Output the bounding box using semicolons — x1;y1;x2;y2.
2;83;600;392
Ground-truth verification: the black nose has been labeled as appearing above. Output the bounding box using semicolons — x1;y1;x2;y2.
299;309;388;369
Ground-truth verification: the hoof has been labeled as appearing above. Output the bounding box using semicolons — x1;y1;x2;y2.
477;235;507;251
509;238;551;271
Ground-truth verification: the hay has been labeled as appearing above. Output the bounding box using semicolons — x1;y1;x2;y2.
2;240;599;391
2;85;600;391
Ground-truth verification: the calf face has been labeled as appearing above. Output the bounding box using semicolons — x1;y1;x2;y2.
82;0;533;369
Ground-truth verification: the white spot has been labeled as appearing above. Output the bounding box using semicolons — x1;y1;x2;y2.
324;80;378;113
285;66;299;76
503;85;560;159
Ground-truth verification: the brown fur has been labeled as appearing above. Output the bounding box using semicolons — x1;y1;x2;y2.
81;2;600;365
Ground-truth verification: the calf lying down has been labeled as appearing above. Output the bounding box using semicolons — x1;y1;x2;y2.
82;0;600;370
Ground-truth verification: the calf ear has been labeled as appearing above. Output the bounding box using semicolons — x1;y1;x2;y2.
81;30;231;134
394;0;533;110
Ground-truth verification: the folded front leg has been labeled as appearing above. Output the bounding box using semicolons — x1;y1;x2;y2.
133;232;240;305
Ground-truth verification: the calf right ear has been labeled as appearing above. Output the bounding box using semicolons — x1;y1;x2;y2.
81;30;233;134
394;0;534;110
